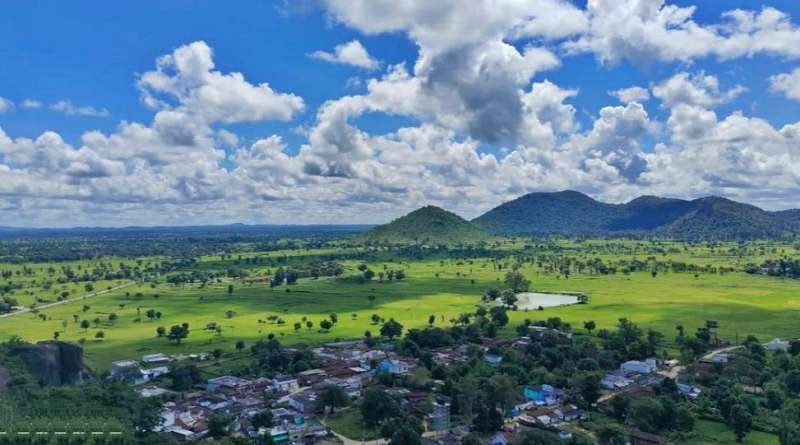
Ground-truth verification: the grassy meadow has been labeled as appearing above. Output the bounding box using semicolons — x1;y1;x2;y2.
1;240;799;371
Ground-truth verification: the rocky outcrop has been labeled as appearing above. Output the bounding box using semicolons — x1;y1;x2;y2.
10;341;86;385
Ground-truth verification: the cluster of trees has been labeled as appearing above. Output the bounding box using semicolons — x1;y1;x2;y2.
688;335;800;443
0;296;18;313
249;337;319;375
746;258;800;278
0;225;358;262
610;379;695;435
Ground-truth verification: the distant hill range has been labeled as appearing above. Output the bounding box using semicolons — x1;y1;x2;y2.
473;190;800;240
360;205;489;244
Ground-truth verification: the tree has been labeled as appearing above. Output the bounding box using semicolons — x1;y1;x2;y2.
252;410;273;430
501;289;518;307
785;370;800;394
472;398;503;434
80;319;90;333
503;270;530;292
515;430;562;445
108;313;118;323
428;314;435;325
146;309;157;321
329;313;338;324
320;385;349;413
610;393;631;420
156;326;166;337
168;324;189;344
484;287;501;301
596;424;627;445
235;340;246;353
286;269;299;285
628;398;664;433
53;331;60;340
361;388;399;427
778;401;800;444
380;318;403;339
571;372;602;408
584;320;596;334
208;413;233;438
729;403;752;442
489;306;509;326
765;383;785;410
306;320;313;330
95;330;105;340
363;269;375;281
212;348;223;360
675;406;695;432
170;363;201;390
388;425;421;445
228;284;234;295
486;374;517;411
293;322;301;331
320;319;333;331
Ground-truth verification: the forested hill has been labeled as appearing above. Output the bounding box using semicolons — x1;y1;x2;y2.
473;191;800;240
359;205;489;244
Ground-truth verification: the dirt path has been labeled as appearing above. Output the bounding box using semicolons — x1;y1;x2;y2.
0;282;136;319
701;344;741;360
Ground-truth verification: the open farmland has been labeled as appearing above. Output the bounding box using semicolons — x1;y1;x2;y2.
1;240;799;371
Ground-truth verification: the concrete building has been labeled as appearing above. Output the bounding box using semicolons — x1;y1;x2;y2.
378;358;409;375
287;389;320;414
111;360;143;383
621;359;657;375
767;338;789;351
272;376;300;393
207;375;251;392
143;353;171;364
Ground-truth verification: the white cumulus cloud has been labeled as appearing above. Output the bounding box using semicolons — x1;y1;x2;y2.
770;68;800;102
310;40;380;70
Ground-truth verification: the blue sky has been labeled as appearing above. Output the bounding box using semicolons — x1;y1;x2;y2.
1;1;800;226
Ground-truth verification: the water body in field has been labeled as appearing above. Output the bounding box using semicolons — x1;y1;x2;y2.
515;292;579;309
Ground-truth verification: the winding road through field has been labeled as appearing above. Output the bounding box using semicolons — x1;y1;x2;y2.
0;282;136;319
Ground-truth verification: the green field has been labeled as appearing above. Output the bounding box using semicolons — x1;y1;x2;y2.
1;241;800;371
683;420;779;444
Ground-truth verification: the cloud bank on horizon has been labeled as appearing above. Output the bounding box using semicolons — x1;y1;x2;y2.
2;0;800;226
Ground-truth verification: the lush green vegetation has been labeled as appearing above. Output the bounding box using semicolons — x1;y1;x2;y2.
1;238;799;374
473;190;800;239
1;229;800;444
360;205;489;244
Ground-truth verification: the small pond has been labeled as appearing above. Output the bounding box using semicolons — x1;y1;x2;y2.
514;292;580;310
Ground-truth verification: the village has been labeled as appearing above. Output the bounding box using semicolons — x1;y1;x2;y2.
103;327;793;445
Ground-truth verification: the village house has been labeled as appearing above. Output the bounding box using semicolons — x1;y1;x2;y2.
286;388;321;414
143;353;171;364
272;375;300;394
677;383;702;399
207;375;252;392
621;359;658;375
767;338;790;351
111;359;143;383
602;371;634;389
297;368;327;386
377;358;410;375
522;384;563;406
